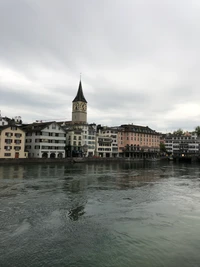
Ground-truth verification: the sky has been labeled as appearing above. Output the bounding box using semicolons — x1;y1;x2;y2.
1;0;200;133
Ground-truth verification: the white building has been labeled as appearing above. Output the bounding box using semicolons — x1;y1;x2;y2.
23;121;66;158
165;133;200;155
96;126;119;157
62;123;96;157
0;113;10;126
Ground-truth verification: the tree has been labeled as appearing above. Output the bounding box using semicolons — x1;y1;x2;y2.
173;128;184;136
160;142;166;153
195;126;200;137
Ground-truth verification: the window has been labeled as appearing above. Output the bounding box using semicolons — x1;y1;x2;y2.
4;146;12;150
5;132;13;137
11;126;17;130
4;153;11;156
5;139;12;144
15;133;22;138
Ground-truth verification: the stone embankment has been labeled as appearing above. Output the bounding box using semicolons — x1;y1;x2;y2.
0;157;168;165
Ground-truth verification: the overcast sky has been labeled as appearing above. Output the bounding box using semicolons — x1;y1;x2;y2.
1;0;200;132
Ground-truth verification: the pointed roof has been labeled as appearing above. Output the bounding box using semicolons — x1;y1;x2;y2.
73;81;87;103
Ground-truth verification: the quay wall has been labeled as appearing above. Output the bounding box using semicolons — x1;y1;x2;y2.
0;157;169;165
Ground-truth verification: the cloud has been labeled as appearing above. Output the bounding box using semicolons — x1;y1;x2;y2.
1;0;200;132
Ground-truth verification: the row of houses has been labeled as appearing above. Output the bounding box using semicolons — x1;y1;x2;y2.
163;132;200;157
0;81;160;159
0;116;161;159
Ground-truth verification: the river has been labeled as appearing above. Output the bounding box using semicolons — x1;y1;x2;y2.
0;161;200;267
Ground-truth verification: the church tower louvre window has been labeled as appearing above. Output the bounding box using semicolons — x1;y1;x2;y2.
72;80;87;123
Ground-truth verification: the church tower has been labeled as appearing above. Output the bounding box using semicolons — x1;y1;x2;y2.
72;80;87;123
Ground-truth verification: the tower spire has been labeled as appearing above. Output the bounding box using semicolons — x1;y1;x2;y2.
73;80;87;103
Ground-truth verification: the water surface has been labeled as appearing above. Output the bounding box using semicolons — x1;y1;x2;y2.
1;162;200;267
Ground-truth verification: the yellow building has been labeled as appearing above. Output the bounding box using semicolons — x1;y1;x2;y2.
0;125;27;158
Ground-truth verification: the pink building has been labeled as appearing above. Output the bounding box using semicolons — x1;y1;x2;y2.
118;124;160;158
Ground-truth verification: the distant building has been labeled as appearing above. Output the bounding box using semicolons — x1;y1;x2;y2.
118;124;160;158
0;125;27;158
60;80;96;157
165;133;200;156
63;122;96;157
72;80;87;123
23;121;66;158
96;126;119;157
0;112;11;126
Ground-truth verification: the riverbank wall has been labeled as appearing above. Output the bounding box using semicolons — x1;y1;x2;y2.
0;157;169;165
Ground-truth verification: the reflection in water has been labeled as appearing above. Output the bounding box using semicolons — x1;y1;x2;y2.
68;205;85;221
1;162;200;267
0;165;25;179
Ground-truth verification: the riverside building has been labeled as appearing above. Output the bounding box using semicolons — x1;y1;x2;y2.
118;124;160;158
165;133;200;157
23;121;66;158
95;126;119;157
0;125;27;158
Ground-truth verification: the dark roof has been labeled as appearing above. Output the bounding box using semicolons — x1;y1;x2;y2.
120;124;159;135
22;121;66;133
22;121;54;132
73;81;87;103
2;116;12;122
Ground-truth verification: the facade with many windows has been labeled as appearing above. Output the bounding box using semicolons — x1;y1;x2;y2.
165;133;200;156
63;123;96;157
0;125;27;158
118;124;160;158
96;126;119;157
23;122;66;158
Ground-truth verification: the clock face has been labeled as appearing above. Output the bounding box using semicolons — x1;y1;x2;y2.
74;103;79;111
73;102;86;111
82;103;86;111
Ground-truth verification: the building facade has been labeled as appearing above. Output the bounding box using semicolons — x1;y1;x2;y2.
118;124;160;158
165;133;200;156
63;123;96;157
23;122;66;158
0;125;27;158
96;126;119;157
